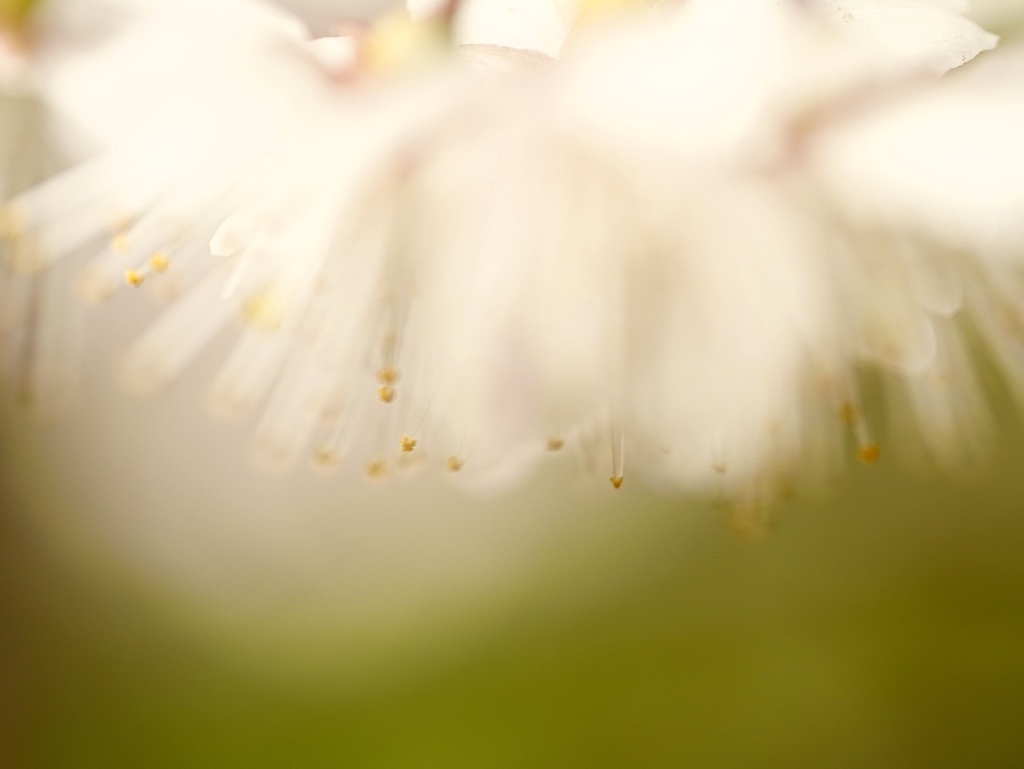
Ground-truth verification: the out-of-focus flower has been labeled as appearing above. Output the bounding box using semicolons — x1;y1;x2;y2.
346;0;1004;500
805;42;1024;467
2;0;1018;509
1;0;87;417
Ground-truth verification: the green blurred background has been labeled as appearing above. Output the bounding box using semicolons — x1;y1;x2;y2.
3;381;1024;768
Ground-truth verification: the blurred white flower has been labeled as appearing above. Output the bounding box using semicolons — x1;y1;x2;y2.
351;0;1004;499
1;2;86;416
0;0;306;416
2;0;1019;508
811;43;1024;256
806;42;1024;466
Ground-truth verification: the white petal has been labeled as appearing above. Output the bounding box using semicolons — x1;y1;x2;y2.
452;0;578;57
815;0;998;73
407;0;452;21
34;0;307;149
809;44;1024;255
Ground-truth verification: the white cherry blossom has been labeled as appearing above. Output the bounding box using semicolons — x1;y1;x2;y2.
1;0;1017;506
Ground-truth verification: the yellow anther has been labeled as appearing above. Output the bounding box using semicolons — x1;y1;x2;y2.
446;455;464;472
148;253;169;273
313;447;339;468
363;11;447;73
609;475;624;489
858;443;881;464
112;232;130;253
724;501;774;539
377;385;396;404
546;436;565;452
840;402;857;427
365;459;388;480
575;0;639;24
242;288;287;332
124;269;144;287
399;434;417;452
377;367;398;385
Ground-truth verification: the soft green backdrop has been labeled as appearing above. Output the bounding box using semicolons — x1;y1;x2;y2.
3;393;1024;768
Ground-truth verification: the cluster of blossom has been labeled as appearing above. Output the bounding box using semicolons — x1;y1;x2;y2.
1;0;1022;506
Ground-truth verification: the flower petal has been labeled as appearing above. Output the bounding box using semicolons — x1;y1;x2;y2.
814;0;998;73
451;0;577;57
809;43;1024;255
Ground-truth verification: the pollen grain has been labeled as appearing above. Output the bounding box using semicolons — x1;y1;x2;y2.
858;443;881;464
365;460;388;480
148;253;170;272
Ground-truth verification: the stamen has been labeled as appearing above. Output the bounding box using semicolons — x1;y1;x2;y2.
574;0;640;25
377;332;400;385
840;401;857;427
123;251;171;288
365;459;388;480
724;500;773;539
858;443;881;464
149;253;169;273
119;271;237;394
610;413;625;489
842;399;881;464
242;287;287;332
546;436;565;452
378;385;396;403
312;446;340;470
399;434;417;452
362;12;447;74
446;455;464;472
709;432;726;473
